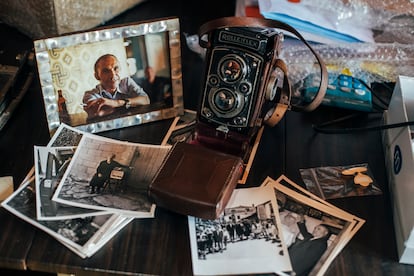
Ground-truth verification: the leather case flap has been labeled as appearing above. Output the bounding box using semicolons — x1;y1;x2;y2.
149;142;243;219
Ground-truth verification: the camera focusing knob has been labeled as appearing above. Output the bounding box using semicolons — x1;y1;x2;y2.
265;66;284;101
239;81;251;94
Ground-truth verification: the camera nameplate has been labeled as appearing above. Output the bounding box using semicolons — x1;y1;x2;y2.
218;30;265;53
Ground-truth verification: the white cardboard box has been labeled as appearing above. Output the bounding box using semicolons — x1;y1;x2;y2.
383;75;414;265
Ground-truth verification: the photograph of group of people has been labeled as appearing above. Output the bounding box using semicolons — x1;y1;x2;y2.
196;217;282;260
189;176;364;276
189;186;292;276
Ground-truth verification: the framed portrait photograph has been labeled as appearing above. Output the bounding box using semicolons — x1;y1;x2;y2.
34;17;183;133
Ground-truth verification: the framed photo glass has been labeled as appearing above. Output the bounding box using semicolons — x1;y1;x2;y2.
34;17;183;133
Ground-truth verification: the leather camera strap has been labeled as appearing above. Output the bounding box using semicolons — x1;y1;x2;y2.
198;16;328;113
264;58;291;127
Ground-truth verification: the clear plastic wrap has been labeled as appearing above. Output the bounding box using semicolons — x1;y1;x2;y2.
185;33;414;98
0;0;145;38
258;0;414;43
299;163;383;200
281;41;414;88
296;0;414;31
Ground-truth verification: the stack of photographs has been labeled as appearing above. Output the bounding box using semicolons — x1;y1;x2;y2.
188;175;365;276
1;123;171;258
2;118;365;267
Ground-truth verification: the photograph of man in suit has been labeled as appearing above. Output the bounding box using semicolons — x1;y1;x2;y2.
288;214;331;276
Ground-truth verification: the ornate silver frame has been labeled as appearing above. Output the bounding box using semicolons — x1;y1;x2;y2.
34;17;183;133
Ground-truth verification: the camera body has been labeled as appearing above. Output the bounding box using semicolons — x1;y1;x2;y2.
149;17;327;220
195;26;284;159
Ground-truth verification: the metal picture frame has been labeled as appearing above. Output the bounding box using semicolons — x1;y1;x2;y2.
34;17;183;133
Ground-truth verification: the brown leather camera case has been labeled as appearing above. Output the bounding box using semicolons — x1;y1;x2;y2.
149;142;244;220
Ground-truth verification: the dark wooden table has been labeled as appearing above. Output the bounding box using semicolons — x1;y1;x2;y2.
1;0;414;275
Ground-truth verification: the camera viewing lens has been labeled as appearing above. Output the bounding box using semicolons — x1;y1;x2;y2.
218;54;246;83
222;60;241;81
214;89;236;112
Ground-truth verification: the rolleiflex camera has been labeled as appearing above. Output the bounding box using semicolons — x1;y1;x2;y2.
196;25;285;160
149;17;328;220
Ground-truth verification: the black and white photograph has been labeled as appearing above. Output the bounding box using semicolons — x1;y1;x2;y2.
188;185;292;276
161;109;197;146
34;145;111;220
51;134;171;217
269;175;366;235
1;176;132;259
34;17;184;134
268;177;360;276
269;175;366;266
47;123;84;147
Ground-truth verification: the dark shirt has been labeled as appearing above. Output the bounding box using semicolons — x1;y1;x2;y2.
288;222;329;276
135;76;172;104
90;159;127;188
96;160;122;180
